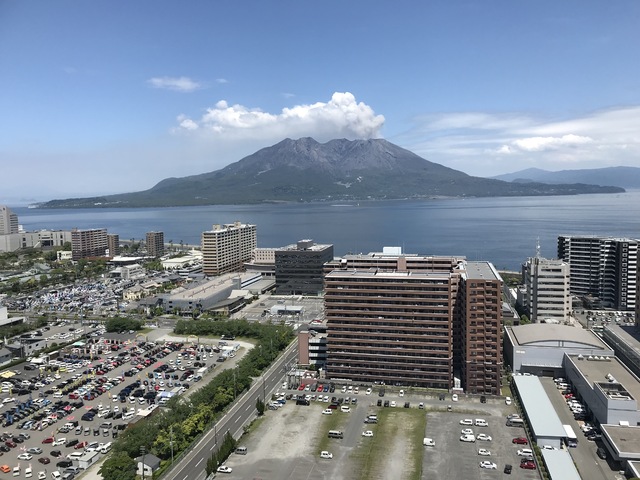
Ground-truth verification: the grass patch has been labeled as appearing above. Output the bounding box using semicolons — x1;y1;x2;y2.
351;408;426;480
316;409;349;454
241;415;267;438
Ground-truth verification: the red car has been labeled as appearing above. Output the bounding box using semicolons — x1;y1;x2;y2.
298;385;305;391
38;457;50;465
520;462;536;470
4;441;16;449
317;385;324;392
74;442;87;450
68;393;79;399
512;437;528;445
42;438;54;444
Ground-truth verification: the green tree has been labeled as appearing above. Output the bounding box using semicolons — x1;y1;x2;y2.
256;398;265;416
520;314;531;325
99;452;136;480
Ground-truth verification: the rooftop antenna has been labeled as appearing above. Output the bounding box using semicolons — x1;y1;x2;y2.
535;237;541;258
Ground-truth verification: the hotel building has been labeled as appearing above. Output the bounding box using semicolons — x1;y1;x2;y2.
146;231;165;258
520;256;571;323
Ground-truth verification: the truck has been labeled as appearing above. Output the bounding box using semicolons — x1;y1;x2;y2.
563;424;578;447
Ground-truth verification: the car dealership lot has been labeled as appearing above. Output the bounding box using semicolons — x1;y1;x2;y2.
0;328;243;479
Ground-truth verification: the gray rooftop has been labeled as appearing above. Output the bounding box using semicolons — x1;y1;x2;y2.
540;449;581;480
510;324;612;350
464;261;502;281
569;354;640;405
602;424;640;458
512;376;567;438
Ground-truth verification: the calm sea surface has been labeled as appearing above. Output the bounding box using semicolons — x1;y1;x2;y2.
14;191;640;271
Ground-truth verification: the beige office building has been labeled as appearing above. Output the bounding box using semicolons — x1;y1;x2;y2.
201;222;257;276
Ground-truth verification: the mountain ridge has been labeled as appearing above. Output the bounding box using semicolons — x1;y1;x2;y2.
39;138;625;208
491;166;640;189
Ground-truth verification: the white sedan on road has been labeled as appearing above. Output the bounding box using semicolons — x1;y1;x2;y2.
216;466;232;474
477;434;492;442
362;431;374;437
478;448;491;456
479;461;497;469
320;451;333;459
459;418;473;425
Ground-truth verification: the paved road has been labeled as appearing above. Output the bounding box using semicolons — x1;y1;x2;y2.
163;341;299;480
540;377;621;480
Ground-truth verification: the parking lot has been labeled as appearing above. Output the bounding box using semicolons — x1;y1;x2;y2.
213;386;538;479
0;323;245;480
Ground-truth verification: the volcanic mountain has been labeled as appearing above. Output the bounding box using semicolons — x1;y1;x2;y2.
40;137;624;208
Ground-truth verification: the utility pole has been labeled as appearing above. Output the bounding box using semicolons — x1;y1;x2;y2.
140;446;146;480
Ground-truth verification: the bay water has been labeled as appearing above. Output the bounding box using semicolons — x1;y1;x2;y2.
14;191;640;271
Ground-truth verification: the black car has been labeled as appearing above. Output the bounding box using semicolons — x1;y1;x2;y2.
56;460;72;468
504;464;512;474
376;399;382;407
81;413;94;421
50;450;62;458
65;439;79;448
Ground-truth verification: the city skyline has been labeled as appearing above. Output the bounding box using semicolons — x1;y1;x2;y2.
2;1;640;204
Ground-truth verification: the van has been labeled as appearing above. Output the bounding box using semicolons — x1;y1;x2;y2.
328;430;344;439
475;419;488;427
99;442;112;454
368;415;378;421
506;418;525;427
235;446;247;455
75;427;82;435
340;405;350;413
122;411;134;420
158;398;169;406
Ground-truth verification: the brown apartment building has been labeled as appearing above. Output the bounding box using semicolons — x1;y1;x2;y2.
324;251;502;394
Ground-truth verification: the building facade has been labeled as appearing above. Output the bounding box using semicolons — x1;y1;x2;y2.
0;230;72;253
323;250;503;394
146;231;164;258
71;228;108;261
558;235;638;310
275;240;334;295
107;234;120;257
0;206;19;235
201;222;256;276
520;256;571;323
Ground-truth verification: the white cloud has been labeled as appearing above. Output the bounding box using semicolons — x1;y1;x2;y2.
148;76;202;92
216;78;228;84
511;134;593;152
175;92;385;141
396;106;640;176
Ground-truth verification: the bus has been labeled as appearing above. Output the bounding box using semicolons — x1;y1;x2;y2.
563;424;578;447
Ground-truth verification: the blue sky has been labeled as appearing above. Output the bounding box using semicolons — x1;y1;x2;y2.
1;1;640;204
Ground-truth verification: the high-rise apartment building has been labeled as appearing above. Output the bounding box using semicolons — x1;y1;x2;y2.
146;231;164;258
0;206;19;235
107;234;120;257
324;250;502;394
460;262;503;395
520;256;571;323
71;228;108;261
558;235;638;310
275;240;334;295
201;222;257;276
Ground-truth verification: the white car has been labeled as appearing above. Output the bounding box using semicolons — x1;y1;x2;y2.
479;461;497;469
476;434;492;442
505;396;512;405
216;465;232;473
322;409;333;415
517;448;533;456
320;451;333;459
18;453;33;461
460;418;473;425
38;472;46;480
423;438;435;447
362;430;374;437
452;394;458;402
366;388;372;395
390;401;396;407
399;390;404;397
461;428;474;435
2;397;15;404
282;382;287;389
460;434;476;442
478;448;491;456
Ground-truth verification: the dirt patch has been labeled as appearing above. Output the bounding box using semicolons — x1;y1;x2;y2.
242;403;325;460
